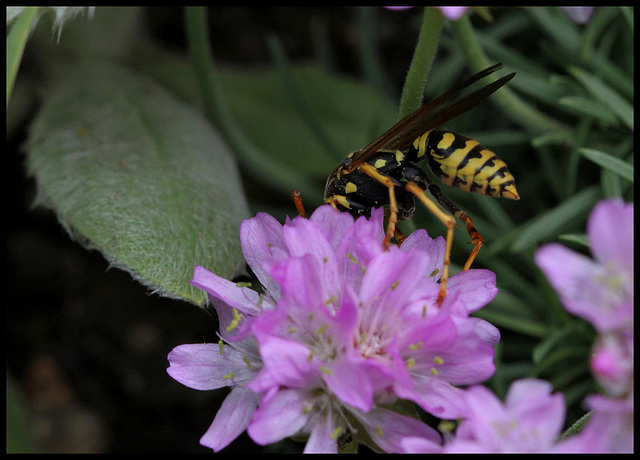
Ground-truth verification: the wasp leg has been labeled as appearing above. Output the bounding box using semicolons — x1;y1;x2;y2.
358;163;402;249
404;182;455;305
292;189;306;218
359;163;454;304
427;184;483;271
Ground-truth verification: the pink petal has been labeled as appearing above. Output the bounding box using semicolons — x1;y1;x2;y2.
240;213;288;299
199;386;260;451
247;388;312;445
587;199;633;276
191;265;266;316
167;343;250;390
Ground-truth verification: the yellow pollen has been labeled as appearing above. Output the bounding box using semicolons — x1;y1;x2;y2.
406;358;416;369
433;356;444;365
324;296;337;306
218;340;225;355
223;372;235;380
226;308;243;332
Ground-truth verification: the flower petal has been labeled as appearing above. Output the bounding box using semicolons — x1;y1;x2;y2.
199;386;260;452
191;265;266;317
535;243;630;331
308;205;356;251
355;406;441;453
303;409;338;453
252;332;320;389
446;269;498;314
167;343;254;390
247;388;312;445
396;374;468;419
240;212;288;299
400;228;446;282
587;199;633;277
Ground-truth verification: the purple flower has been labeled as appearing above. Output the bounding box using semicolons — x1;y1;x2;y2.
168;205;500;452
403;379;567;453
535;199;633;333
590;329;633;398
437;6;468;21
384;6;469;21
534;199;633;453
554;394;634;454
562;7;595;24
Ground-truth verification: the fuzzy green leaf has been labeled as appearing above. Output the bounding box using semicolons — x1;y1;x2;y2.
26;61;250;306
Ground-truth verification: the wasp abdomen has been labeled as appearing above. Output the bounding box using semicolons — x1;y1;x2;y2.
412;130;519;200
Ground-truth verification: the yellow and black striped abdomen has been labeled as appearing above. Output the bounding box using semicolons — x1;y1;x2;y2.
411;130;519;200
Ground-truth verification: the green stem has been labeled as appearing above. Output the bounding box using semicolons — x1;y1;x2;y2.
184;7;219;126
451;15;568;135
398;7;443;119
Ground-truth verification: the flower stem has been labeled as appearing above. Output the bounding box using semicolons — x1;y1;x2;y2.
398;7;443;120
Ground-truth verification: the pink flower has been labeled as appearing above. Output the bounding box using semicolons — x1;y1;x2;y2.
168;205;500;452
403;379;567;453
556;395;633;453
535;199;633;333
534;199;633;453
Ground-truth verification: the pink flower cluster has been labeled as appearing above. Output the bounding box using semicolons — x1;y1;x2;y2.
168;205;500;452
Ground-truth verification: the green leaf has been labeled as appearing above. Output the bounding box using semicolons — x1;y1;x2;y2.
509;186;600;252
133;45;398;190
26;61;250;306
569;66;634;130
6;7;39;108
579;148;634;182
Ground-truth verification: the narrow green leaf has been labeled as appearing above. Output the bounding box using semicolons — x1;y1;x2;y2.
559;96;618;126
26;61;250;306
569;66;634;130
579;148;634;182
510;186;600;252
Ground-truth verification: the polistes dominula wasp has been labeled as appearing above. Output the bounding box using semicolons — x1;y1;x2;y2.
322;63;519;304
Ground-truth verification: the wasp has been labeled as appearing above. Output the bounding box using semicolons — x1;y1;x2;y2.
323;63;519;304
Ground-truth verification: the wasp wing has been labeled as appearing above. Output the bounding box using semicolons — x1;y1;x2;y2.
345;63;514;173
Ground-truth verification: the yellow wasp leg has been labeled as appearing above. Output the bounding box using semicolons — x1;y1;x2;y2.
404;181;455;305
359;163;401;249
359;163;454;305
427;184;484;271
